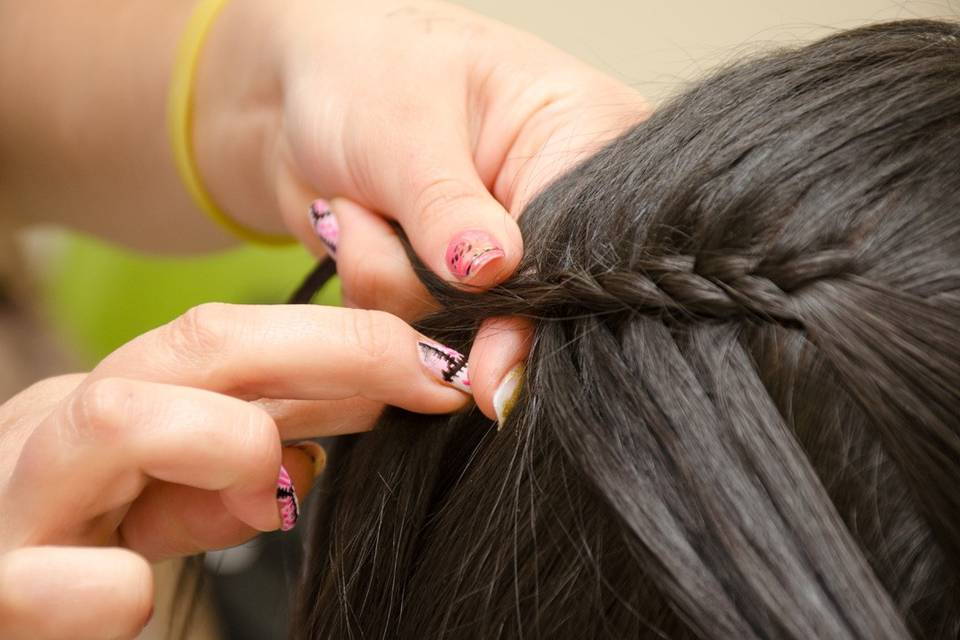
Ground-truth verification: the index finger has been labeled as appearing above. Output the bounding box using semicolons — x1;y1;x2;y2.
87;304;472;413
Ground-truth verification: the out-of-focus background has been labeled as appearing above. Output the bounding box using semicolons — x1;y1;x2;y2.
2;1;955;638
463;0;958;103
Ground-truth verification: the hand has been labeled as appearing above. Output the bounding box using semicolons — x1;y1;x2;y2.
0;303;469;639
194;0;648;421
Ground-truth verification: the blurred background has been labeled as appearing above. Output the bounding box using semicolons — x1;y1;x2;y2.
2;0;955;638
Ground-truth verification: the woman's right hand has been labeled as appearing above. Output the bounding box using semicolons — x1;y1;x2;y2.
0;303;471;640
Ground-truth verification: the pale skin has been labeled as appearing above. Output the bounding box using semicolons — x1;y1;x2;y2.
0;0;648;637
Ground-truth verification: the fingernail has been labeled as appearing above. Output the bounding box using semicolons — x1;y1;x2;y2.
445;230;504;281
308;199;339;258
276;465;300;532
493;363;525;430
417;338;471;394
291;440;327;477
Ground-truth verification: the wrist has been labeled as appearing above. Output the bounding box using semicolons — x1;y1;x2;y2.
191;0;291;237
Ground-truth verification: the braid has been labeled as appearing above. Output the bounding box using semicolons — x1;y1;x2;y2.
302;21;960;640
495;248;857;322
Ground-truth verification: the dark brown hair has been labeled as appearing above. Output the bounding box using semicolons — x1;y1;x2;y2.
295;20;960;639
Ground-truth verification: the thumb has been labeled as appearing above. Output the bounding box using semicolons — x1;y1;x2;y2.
0;547;154;640
388;143;524;289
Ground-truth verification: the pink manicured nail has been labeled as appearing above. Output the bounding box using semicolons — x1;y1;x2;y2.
308;199;339;258
276;465;300;532
417;339;471;393
445;230;504;281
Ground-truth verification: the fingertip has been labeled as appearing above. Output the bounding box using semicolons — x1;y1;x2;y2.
328;196;378;225
121;484;259;561
468;317;533;421
106;548;156;630
290;440;328;478
0;547;154;640
277;443;327;532
412;383;475;415
222;483;285;535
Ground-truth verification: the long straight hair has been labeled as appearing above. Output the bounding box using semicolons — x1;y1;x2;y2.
295;20;960;639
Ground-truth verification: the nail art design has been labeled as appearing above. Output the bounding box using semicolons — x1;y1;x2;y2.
276;465;299;532
446;230;504;281
493;363;525;430
417;339;471;393
309;199;339;257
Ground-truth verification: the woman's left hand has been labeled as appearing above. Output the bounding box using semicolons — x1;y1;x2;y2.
1;0;646;423
195;0;648;419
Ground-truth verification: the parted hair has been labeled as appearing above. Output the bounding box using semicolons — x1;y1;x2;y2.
295;20;960;639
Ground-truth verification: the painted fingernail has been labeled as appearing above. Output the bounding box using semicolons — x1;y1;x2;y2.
309;199;339;258
291;440;327;477
493;363;525;430
417;339;471;393
276;465;300;532
445;230;504;281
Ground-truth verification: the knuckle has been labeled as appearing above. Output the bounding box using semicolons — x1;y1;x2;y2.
66;377;134;442
165;303;232;364
233;407;280;478
0;374;86;438
337;250;386;311
344;309;398;364
412;175;478;226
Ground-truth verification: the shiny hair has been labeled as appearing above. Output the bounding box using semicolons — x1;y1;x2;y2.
295;20;960;639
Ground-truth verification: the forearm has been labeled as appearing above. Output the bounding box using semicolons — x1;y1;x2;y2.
0;0;286;252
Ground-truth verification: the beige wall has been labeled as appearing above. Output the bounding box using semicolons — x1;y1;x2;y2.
457;0;957;102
